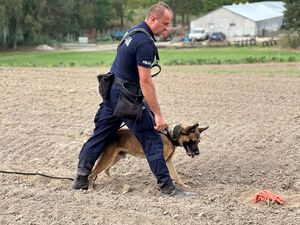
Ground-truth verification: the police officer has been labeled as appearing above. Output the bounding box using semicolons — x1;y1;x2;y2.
71;2;184;196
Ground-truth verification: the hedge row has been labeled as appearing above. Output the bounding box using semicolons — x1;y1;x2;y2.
165;57;297;65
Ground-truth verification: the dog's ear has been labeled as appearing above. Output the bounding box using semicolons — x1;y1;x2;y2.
186;124;199;133
198;126;209;133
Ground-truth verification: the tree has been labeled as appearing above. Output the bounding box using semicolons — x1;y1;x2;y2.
95;0;114;33
69;0;85;37
42;0;75;41
112;0;128;28
284;0;300;34
22;0;45;44
201;0;235;13
0;1;7;47
164;0;203;27
1;0;23;49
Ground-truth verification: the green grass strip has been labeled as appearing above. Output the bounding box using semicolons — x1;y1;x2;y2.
0;47;299;67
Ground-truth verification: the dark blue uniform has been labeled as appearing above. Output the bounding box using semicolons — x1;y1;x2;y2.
77;21;172;187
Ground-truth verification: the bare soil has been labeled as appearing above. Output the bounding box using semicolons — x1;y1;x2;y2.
0;64;299;225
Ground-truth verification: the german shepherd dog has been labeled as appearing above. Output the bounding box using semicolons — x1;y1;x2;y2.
88;123;208;190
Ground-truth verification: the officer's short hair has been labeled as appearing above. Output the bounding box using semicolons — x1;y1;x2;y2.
146;2;173;20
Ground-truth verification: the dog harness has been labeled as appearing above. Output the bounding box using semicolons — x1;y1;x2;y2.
118;28;161;78
161;124;182;146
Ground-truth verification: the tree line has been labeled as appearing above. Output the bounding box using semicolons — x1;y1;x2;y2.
0;0;299;49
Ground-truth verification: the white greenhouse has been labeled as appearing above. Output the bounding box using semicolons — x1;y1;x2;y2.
190;1;285;37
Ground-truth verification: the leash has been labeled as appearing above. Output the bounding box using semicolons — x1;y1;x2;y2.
0;170;74;181
118;28;162;78
151;63;161;78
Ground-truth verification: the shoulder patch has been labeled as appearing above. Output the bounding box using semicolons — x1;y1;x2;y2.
142;60;152;66
125;37;132;46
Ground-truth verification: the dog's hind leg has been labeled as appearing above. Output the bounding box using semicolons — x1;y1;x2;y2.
88;148;118;189
104;153;123;178
166;160;191;189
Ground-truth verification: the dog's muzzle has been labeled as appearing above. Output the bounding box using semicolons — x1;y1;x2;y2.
183;141;200;158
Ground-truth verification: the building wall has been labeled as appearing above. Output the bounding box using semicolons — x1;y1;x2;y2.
191;8;256;37
191;8;283;37
256;16;283;36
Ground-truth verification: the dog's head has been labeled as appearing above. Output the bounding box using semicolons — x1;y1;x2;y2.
167;124;208;158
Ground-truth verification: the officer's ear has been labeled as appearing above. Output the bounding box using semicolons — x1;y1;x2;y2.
149;16;157;24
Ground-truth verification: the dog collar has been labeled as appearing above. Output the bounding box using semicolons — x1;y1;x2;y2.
162;124;181;146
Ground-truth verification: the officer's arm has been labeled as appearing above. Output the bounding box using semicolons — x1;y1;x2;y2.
138;66;166;131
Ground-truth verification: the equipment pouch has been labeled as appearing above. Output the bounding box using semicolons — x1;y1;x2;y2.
113;81;144;121
97;72;114;99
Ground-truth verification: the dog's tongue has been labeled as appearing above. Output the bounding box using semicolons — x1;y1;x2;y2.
187;147;195;158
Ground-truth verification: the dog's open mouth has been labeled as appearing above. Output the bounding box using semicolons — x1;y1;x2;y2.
184;142;200;158
186;145;196;158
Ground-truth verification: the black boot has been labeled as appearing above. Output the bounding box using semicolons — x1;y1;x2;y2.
160;182;186;197
160;182;197;197
70;175;89;190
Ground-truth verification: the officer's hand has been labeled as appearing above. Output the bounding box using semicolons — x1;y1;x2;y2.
154;115;167;131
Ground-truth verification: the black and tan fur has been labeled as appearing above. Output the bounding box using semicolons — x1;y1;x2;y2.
88;123;208;190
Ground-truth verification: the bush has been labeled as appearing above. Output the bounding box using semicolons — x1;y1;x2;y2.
165;56;295;66
278;34;300;49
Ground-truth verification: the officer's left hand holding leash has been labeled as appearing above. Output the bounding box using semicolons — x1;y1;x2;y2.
154;114;167;132
138;66;166;132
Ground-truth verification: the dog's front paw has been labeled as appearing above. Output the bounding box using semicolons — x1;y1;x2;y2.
182;184;191;190
104;170;112;178
88;182;94;191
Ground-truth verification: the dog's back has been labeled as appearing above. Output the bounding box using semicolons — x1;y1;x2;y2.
111;129;172;158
